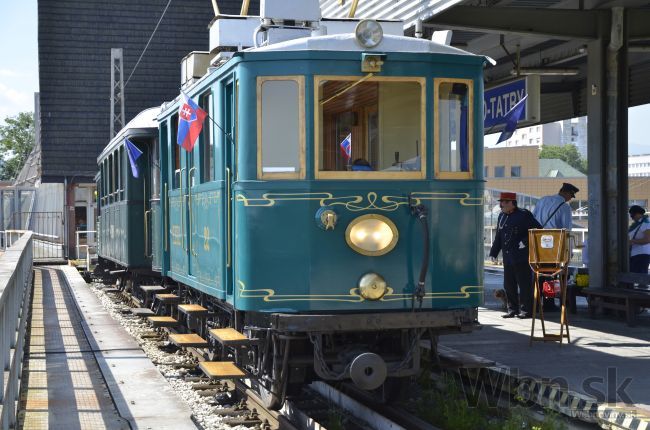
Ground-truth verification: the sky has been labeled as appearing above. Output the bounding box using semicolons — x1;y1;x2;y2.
1;0;649;155
0;0;38;123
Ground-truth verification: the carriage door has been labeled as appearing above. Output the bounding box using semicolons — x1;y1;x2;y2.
224;80;236;298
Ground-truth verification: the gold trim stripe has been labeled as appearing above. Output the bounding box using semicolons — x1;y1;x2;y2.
237;281;482;303
236;191;483;210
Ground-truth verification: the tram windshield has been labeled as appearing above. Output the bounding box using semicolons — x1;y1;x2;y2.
316;77;425;179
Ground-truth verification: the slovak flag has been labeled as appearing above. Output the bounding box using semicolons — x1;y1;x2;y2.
177;91;208;152
340;133;352;160
496;95;528;145
124;138;143;178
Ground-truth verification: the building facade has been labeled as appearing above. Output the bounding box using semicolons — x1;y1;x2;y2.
37;0;257;257
629;154;650;177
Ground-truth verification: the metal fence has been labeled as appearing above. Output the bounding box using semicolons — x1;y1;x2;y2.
5;212;64;261
484;226;588;267
0;232;33;429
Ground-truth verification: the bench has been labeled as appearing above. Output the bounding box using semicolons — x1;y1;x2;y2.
584;287;650;326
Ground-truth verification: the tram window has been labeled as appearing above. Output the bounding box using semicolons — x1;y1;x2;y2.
199;92;213;183
257;77;305;179
435;79;473;179
171;115;181;189
118;146;124;200
315;77;425;179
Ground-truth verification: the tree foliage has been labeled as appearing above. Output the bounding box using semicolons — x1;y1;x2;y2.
0;112;35;181
538;144;587;174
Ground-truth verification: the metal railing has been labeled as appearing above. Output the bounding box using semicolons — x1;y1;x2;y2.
75;230;97;270
0;232;33;429
484;227;588;267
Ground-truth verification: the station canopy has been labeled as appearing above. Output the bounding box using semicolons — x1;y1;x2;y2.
320;0;650;125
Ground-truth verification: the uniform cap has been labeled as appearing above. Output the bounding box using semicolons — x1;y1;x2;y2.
560;182;579;197
498;192;517;201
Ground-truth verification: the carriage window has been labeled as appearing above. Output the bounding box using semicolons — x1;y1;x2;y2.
435;78;473;179
118;146;124;200
199;92;213;183
257;76;305;179
171;115;181;189
316;77;425;179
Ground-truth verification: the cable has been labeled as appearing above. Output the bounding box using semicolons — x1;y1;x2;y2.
125;0;173;88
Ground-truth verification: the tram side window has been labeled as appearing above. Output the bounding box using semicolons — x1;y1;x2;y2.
316;78;424;179
436;79;473;179
171;115;181;189
118;146;124;200
258;77;304;179
199;91;213;183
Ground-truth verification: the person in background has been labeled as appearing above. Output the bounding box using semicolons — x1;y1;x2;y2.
629;205;650;274
533;182;579;311
490;192;542;319
351;158;372;171
533;182;579;230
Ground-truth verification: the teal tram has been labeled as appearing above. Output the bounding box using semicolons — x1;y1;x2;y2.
96;17;487;407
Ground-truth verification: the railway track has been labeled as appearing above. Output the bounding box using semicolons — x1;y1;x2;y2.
88;279;442;430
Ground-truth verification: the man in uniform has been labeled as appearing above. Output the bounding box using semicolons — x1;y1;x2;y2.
533;182;579;310
490;192;542;319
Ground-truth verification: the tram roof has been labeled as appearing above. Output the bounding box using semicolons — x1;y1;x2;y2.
250;33;481;58
98;107;159;162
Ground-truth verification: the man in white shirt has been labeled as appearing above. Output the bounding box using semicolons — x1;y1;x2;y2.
533;183;579;311
533;183;579;229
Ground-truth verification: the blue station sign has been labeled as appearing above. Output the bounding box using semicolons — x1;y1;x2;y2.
484;75;540;131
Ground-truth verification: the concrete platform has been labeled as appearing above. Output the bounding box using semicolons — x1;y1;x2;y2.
441;306;650;428
19;266;197;430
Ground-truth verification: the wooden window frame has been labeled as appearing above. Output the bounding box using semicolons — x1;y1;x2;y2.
314;75;426;180
434;78;474;180
256;76;306;180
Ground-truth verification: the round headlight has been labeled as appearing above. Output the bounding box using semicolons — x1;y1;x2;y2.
355;19;383;48
345;214;398;256
358;272;387;300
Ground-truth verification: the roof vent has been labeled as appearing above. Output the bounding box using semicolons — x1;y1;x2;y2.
181;52;211;88
261;0;321;23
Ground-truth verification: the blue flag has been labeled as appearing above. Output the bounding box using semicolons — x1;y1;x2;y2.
496;95;528;145
124;138;143;178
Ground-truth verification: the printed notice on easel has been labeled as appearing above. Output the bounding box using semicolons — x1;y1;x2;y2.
541;235;554;248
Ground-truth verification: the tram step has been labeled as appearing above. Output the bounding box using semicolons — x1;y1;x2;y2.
131;308;156;317
155;293;180;304
178;304;209;317
209;328;256;347
199;361;246;379
147;316;179;327
168;333;209;348
140;285;168;294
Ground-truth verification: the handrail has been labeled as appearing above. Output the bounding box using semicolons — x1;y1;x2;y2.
180;167;186;251
0;231;33;428
189;167;197;257
226;167;231;268
75;230;97;269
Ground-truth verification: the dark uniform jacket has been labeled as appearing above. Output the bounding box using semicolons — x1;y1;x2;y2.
490;208;542;265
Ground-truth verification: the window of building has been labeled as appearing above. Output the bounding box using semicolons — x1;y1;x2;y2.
435;78;473;179
258;76;305;179
494;166;505;177
511;166;521;177
315;76;425;179
484;166;488;177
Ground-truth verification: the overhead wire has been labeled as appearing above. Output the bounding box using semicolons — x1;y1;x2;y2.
125;0;173;88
